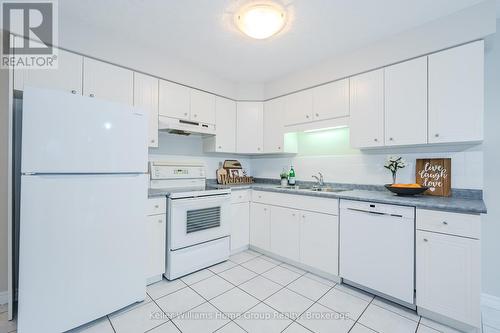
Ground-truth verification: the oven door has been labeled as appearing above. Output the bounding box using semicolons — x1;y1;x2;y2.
168;194;230;250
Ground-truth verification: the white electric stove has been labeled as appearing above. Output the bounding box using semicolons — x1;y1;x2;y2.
149;161;231;280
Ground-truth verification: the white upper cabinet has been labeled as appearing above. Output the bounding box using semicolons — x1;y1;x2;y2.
312;79;349;121
284;89;313;125
134;73;159;147
264;97;286;153
83;58;133;105
428;41;484;144
236;102;264;154
190;89;216;124
204;97;236;153
14;37;83;95
158;80;190;120
384;57;428;146
349;69;384;148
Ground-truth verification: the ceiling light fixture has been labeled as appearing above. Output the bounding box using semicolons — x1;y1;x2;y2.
235;3;287;39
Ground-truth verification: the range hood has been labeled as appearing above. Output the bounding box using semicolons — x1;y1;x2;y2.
158;115;216;136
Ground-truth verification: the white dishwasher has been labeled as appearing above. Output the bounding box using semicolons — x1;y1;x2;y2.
340;200;415;305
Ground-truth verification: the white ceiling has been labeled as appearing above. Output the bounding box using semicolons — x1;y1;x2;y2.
59;0;486;83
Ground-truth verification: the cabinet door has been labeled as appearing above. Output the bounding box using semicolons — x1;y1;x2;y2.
385;57;427;146
349;69;384;148
215;97;237;152
263;97;286;153
230;202;250;252
190;90;216;124
428;41;484;144
312;79;349;121
270;206;300;262
250;203;270;251
284;90;313;125
146;214;166;283
14;37;83;94
134;73;159;147
236;102;264;154
83;58;133;105
300;212;338;276
158;80;190;120
416;230;480;327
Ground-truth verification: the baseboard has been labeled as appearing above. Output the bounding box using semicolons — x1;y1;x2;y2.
482;293;500;330
0;290;9;305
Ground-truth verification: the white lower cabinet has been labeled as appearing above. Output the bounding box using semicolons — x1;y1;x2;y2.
270;206;300;262
230;202;250;252
146;198;166;284
250;193;339;276
300;211;339;276
250;203;271;251
416;230;481;328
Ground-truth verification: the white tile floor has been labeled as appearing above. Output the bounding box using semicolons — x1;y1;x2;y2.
0;250;476;333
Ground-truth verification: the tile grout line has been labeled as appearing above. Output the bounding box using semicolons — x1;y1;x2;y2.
347;296;376;333
280;284;337;333
106;314;117;333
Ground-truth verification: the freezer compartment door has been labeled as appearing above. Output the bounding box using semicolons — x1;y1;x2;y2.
21;86;148;173
17;174;148;333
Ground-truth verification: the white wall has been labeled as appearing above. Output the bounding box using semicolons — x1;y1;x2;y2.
264;0;496;99
149;132;252;179
482;19;500;299
0;30;11;298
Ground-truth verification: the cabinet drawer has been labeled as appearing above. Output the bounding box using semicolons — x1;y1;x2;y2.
148;197;166;215
416;209;480;239
252;190;338;215
231;190;251;204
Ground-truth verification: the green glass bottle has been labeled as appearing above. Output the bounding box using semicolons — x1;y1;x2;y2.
288;166;296;185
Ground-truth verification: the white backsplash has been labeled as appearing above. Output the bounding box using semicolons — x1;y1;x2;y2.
149;132;252;179
251;147;483;189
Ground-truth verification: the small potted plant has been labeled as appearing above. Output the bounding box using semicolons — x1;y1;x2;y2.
280;169;288;187
384;156;406;184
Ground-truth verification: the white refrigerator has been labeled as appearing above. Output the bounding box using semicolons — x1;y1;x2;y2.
17;87;149;333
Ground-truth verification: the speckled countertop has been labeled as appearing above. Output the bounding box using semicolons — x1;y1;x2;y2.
205;183;487;214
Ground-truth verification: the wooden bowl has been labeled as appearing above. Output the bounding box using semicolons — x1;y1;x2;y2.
384;184;428;196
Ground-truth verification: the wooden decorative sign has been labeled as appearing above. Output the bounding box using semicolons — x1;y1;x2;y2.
416;158;451;197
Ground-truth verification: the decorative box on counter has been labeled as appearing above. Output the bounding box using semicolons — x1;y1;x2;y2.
216;160;253;185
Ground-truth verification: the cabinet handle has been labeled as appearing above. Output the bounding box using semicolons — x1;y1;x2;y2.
292;213;295;217
306;115;310;119
277;146;281;150
302;215;306;218
193;114;197;118
184;112;188;116
89;93;95;98
158;219;163;223
218;145;222;149
71;90;77;94
257;147;261;151
389;137;394;141
374;138;378;142
154;205;159;208
442;221;448;225
315;113;319;117
150;139;155;143
435;133;440;138
423;238;428;242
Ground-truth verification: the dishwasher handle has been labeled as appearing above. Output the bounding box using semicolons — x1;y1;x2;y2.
346;207;404;218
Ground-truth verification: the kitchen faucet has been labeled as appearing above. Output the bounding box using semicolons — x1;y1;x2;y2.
312;172;324;187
